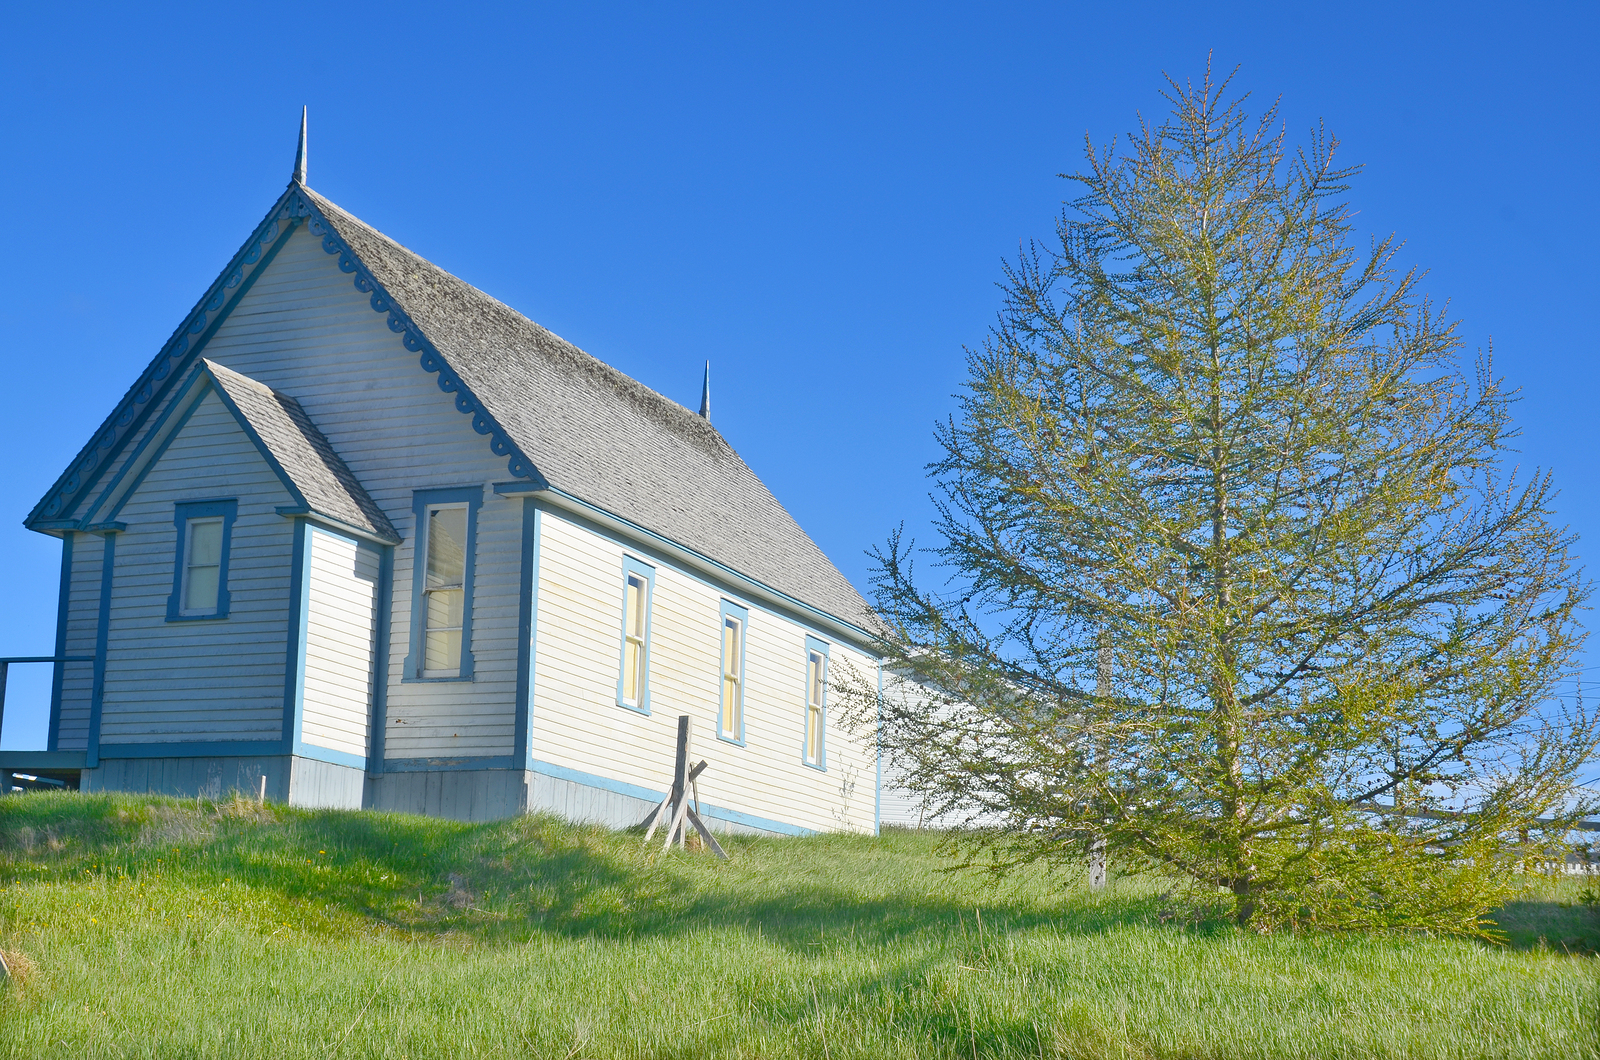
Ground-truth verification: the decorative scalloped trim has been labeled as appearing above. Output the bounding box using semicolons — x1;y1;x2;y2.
301;199;540;484
30;193;312;524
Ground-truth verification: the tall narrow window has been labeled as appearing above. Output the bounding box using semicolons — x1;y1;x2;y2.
405;486;481;681
719;604;747;742
423;505;467;676
167;499;237;622
804;643;828;767
182;518;224;614
616;557;655;713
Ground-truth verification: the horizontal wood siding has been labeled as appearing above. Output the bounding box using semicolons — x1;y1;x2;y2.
55;532;103;752
187;226;522;761
300;529;379;759
99;388;295;745
532;509;877;834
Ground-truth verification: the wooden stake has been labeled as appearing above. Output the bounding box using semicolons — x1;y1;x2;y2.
258;774;267;806
685;807;728;860
643;761;704;841
640;715;728;860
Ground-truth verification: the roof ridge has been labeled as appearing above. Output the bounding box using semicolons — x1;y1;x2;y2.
302;189;731;457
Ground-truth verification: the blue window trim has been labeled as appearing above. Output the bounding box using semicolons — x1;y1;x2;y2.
615;555;655;714
717;599;750;746
802;635;830;771
403;486;481;683
165;499;238;622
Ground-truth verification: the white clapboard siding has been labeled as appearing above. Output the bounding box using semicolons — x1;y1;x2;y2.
531;509;878;834
53;531;104;751
300;528;380;759
99;386;296;745
188;225;519;761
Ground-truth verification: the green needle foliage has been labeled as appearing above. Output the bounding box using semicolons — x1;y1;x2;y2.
841;67;1598;933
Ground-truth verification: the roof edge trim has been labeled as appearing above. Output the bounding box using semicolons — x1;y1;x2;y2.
26;187;308;530
298;195;544;488
496;481;881;654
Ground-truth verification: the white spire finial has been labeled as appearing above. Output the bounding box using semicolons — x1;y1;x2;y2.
698;361;711;421
292;106;308;185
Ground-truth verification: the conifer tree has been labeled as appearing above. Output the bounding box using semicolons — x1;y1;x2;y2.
845;67;1597;932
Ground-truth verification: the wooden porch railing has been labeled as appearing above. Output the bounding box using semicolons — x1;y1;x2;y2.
0;656;94;749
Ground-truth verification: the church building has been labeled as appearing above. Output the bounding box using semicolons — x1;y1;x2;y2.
9;118;882;834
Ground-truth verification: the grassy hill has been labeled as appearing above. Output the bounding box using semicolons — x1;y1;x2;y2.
0;792;1595;1059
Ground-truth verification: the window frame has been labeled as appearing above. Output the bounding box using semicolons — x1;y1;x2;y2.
717;599;750;745
166;499;237;622
615;555;656;714
802;635;830;770
403;486;481;682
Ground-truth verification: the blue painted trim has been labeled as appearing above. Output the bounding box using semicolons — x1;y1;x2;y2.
85;531;117;769
491;476;552;497
274;506;399;547
80;365;209;527
290;741;367;770
165;499;238;622
803;635;830;772
615;555;656;714
875;661;883;836
301;207;543;486
524;491;880;656
280;519;312;752
526;758;813;836
404;486;481;681
29;202;304;528
46;532;74;752
96;741;286;760
717;598;750;747
105;378;210;525
369;543;394;776
380;756;516;773
512;499;541;772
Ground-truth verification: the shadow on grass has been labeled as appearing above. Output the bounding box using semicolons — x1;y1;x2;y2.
1489;898;1600;954
0;792;1173;953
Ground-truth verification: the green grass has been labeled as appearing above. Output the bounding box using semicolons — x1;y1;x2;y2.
0;793;1595;1058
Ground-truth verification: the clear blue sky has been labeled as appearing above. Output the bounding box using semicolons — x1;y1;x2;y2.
1;2;1594;750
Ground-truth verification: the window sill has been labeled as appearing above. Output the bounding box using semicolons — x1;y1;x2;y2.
716;731;746;748
166;612;229;623
615;698;650;716
401;674;475;684
801;757;827;773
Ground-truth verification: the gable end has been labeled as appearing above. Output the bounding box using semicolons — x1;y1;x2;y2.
298;205;545;489
27;189;313;531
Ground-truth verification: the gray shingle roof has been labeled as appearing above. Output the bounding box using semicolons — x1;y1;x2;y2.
203;359;398;543
304;188;874;632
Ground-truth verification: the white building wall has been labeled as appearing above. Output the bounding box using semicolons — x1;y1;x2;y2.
47;220;881;833
532;508;878;834
99;386;296;745
300;527;381;759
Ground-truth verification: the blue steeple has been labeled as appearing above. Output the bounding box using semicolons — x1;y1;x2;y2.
698;361;710;421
